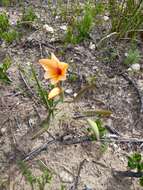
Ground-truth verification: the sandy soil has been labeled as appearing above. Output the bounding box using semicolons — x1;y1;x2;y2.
0;1;143;190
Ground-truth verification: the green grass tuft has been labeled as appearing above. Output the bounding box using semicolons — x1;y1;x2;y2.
124;48;141;65
0;56;12;84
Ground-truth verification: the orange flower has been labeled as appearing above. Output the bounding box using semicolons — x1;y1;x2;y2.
48;87;62;99
39;53;68;84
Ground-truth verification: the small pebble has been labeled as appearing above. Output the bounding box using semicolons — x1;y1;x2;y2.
130;63;140;71
73;93;77;97
43;24;54;33
1;128;6;134
59;170;74;183
92;66;98;71
127;68;132;72
60;25;67;31
103;16;109;21
65;89;73;94
124;52;128;57
89;42;95;50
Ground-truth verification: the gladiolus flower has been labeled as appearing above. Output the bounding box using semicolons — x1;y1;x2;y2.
48;87;62;99
39;53;68;84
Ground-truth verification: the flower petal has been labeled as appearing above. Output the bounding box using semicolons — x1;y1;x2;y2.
59;62;68;70
39;53;69;84
51;53;59;63
39;59;58;71
44;72;52;79
50;77;60;84
48;87;62;99
58;74;67;81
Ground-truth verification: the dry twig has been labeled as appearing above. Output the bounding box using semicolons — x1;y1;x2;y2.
69;159;86;190
23;134;143;161
120;73;143;124
113;170;143;178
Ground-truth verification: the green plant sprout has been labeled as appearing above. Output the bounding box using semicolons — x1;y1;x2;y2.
19;53;68;138
87;118;108;153
0;0;10;6
22;7;37;22
65;4;93;44
0;12;20;44
87;118;107;141
0;12;9;34
65;2;105;44
0;56;12;84
19;64;62;139
0;0;19;6
68;73;78;82
2;29;19;44
127;152;143;187
31;64;61;117
124;48;141;65
17;7;37;27
61;184;66;190
108;0;143;38
18;160;52;190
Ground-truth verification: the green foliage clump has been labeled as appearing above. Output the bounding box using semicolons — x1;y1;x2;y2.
108;0;143;38
0;12;9;34
17;7;37;28
124;49;141;65
87;118;107;140
65;2;105;44
22;7;37;22
0;0;10;6
0;12;19;44
127;152;143;187
68;73;78;82
2;29;19;44
0;56;12;84
128;153;143;171
18;161;36;187
18;160;52;190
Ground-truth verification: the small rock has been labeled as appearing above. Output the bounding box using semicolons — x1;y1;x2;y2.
91;105;96;109
89;42;95;50
59;170;74;183
92;66;98;71
73;93;77;97
130;64;140;71
36;13;40;19
1;127;6;134
60;25;67;31
112;143;118;150
50;38;56;42
127;68;132;72
124;52;128;57
43;24;54;33
55;16;60;20
26;62;31;66
65;89;73;94
103;16;109;21
11;20;17;26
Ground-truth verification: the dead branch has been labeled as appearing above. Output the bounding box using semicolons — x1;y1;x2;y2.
70;159;86;190
120;73;143;119
24;139;56;161
113;170;143;178
23;134;143;162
